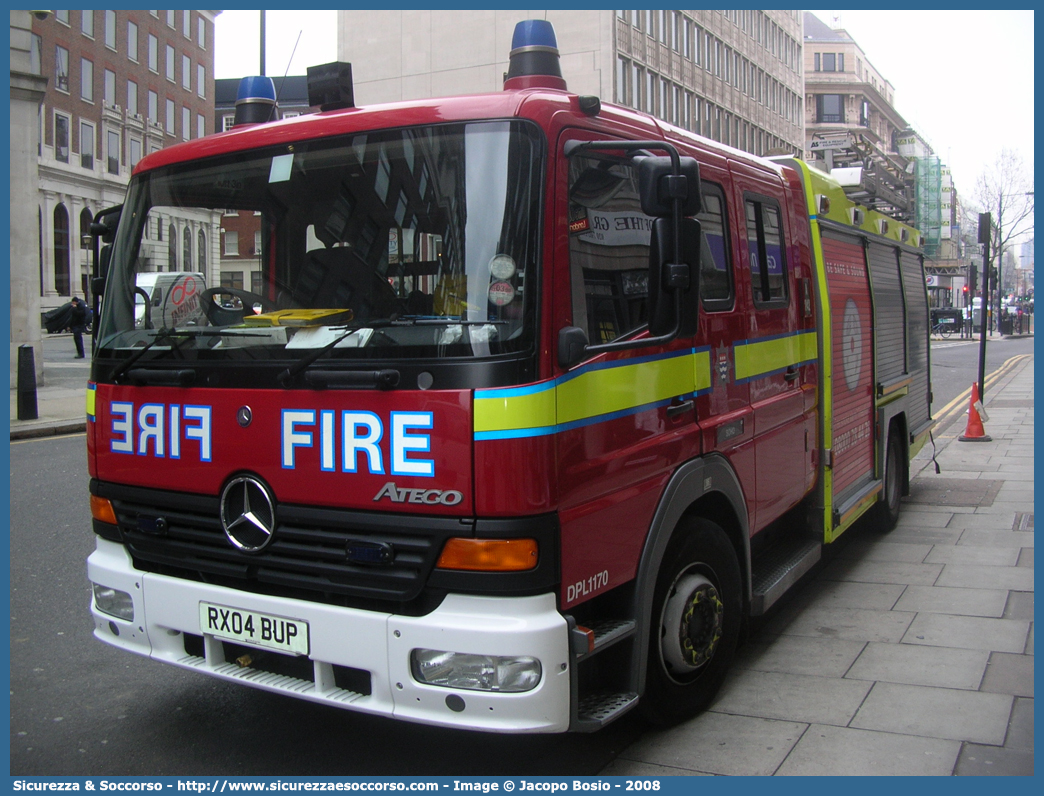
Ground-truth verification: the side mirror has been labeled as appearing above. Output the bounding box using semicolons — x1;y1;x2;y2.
637;156;701;217
558;326;590;370
648;217;700;337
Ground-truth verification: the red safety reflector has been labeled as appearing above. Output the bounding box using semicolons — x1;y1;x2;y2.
576;624;595;654
90;495;118;525
436;538;538;572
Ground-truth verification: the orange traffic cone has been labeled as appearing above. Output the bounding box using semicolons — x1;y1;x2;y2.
958;382;992;442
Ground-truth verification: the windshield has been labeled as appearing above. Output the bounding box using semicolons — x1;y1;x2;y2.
97;121;544;367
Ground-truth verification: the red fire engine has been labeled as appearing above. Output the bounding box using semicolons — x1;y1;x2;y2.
86;21;932;733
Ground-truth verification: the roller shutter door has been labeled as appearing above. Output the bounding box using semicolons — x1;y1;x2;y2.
866;241;906;388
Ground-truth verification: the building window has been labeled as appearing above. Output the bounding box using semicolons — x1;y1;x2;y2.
148;34;158;72
55;10;69;25
198;16;206;48
165;98;175;134
107;130;120;174
127;80;138;117
616;55;627;104
54;204;71;295
166;10;175;28
223;230;239;257
222;114;235;132
183;227;193;270
815;52;844;72
198;229;207;271
105;10;116;49
183;10;191;37
79;121;94;169
168;224;178;271
182;106;190;140
104;69;116;105
128;21;138;62
166;45;175;82
221;272;244;290
196;113;205;139
816;94;844;124
181;54;190;89
55;45;70;92
253;230;262;256
30;33;42;75
81;10;94;38
130;138;142;168
148;90;158;123
81;58;94;101
631;64;641;110
860;99;871;127
197;64;206;97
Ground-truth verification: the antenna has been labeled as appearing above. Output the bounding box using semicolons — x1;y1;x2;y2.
275;30;303;106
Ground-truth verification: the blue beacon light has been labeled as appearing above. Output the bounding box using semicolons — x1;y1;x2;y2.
504;20;567;91
233;75;278;127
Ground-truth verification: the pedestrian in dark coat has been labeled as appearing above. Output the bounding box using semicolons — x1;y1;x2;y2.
69;297;87;358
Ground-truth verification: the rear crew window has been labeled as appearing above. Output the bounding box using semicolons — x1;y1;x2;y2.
745;197;788;304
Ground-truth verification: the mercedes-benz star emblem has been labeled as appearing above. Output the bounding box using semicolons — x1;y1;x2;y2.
220;476;277;553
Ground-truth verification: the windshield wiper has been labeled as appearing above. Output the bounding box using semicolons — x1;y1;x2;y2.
109;328;186;383
109;327;269;383
278;319;400;388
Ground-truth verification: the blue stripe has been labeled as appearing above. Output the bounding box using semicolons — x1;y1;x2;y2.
475;396;678;441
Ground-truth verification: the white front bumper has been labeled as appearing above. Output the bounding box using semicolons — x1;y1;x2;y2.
88;538;571;732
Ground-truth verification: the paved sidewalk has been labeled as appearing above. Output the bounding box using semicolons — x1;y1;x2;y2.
604;354;1033;776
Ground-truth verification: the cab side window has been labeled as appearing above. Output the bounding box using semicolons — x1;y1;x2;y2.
568;154;736;341
567;154;649;344
698;184;733;310
745;197;788;305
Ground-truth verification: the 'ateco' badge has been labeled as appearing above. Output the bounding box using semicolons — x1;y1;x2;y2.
220;475;277;552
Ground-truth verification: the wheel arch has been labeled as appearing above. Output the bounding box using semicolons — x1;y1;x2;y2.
627;453;750;697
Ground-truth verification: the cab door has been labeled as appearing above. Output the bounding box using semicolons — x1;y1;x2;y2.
730;165;813;531
553;129;699;608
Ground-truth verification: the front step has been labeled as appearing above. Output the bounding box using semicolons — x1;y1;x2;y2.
750;537;822;615
575;690;639;732
571;618;636;659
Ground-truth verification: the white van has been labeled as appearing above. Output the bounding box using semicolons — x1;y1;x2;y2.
135;272;206;328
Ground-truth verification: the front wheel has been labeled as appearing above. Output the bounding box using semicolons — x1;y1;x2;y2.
640;517;741;726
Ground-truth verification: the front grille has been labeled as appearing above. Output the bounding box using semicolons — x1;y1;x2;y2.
94;481;467;613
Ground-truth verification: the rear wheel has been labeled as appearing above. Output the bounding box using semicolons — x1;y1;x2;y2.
873;426;905;531
640;517;741;726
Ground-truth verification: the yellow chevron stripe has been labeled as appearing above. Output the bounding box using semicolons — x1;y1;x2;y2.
474;349;709;437
734;331;817;382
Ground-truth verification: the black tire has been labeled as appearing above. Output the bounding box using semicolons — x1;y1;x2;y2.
640;517;742;726
873;426;905;531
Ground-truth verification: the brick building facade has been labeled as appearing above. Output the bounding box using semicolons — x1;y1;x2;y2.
30;10;219;311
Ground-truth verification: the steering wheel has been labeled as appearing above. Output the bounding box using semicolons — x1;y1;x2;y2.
201;287;278;325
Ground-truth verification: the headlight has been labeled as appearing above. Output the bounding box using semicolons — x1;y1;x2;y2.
92;583;134;621
410;649;541;693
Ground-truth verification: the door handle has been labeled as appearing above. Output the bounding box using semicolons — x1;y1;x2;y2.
784;366;799;383
667;399;694;418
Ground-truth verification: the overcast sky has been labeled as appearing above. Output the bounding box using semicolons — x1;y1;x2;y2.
214;9;1035;196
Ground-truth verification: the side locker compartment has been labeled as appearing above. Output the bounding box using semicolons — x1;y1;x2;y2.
866;241;907;393
900;249;932;447
821;231;876;539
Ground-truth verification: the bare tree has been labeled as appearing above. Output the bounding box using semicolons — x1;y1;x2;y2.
974;148;1034;301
